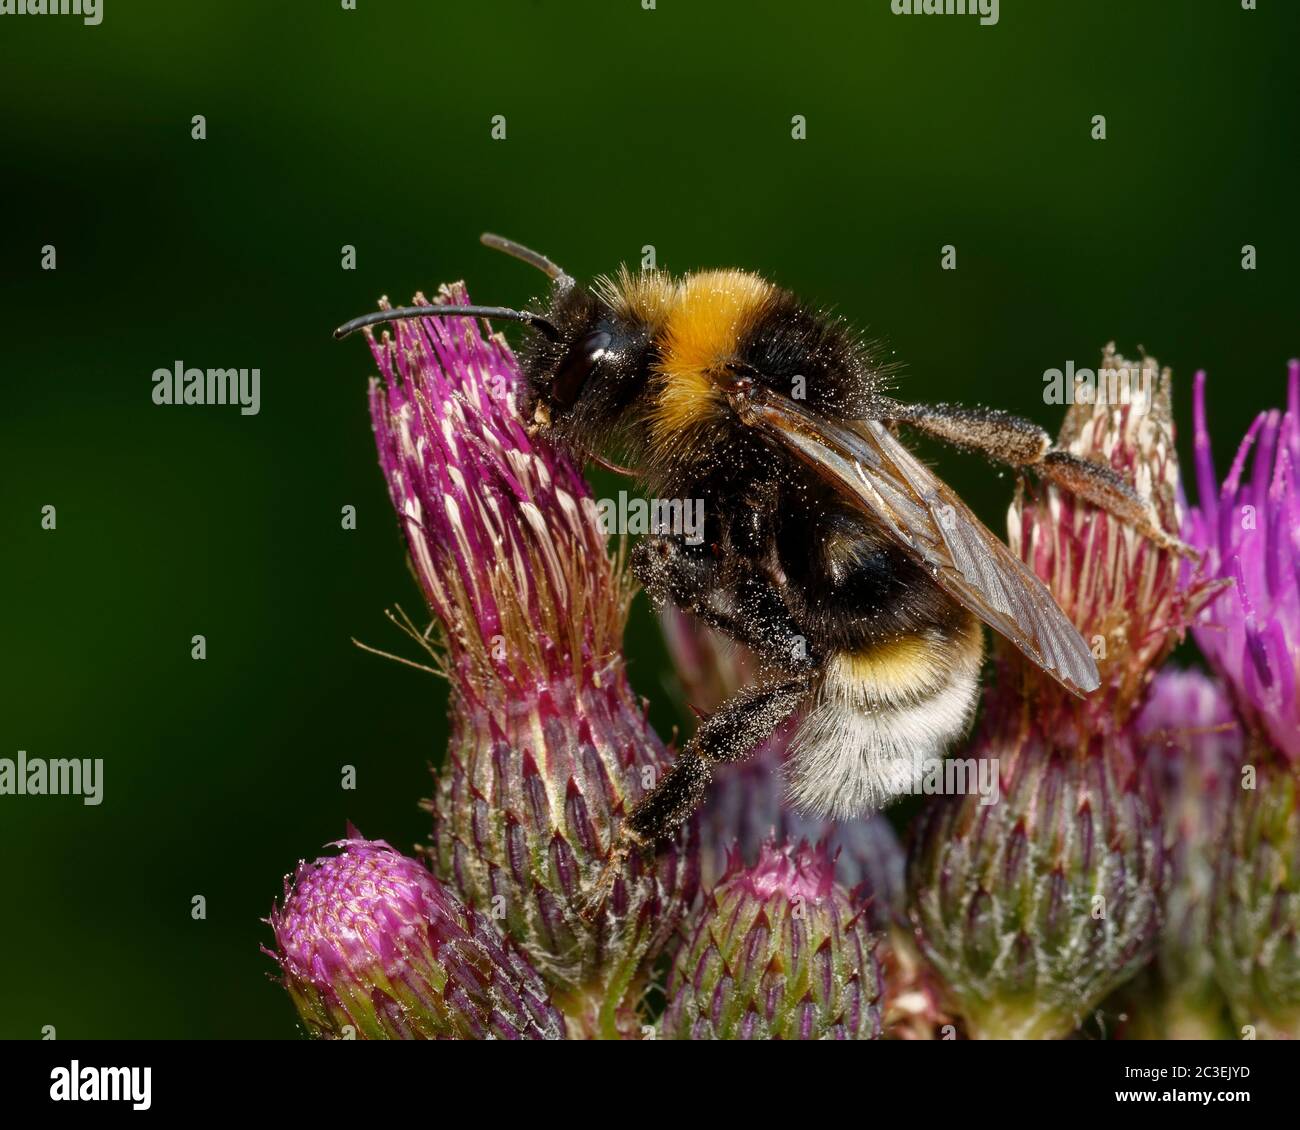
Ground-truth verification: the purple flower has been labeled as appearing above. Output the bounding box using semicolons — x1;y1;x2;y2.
1188;360;1300;762
269;836;564;1040
1187;360;1300;1038
365;282;627;697
364;285;697;1038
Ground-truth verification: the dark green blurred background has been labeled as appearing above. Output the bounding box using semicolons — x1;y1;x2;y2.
1;0;1295;1038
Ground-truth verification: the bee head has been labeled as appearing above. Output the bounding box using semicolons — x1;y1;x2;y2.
333;234;653;470
520;291;651;457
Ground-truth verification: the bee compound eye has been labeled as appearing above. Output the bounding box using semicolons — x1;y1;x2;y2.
550;330;613;410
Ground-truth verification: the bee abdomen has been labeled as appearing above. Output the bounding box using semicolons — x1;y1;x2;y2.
784;615;984;820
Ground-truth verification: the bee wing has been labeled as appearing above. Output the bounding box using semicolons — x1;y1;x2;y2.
738;389;1100;695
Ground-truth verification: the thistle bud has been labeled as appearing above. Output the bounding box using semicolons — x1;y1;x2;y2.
1189;362;1300;1038
364;287;697;1038
909;347;1198;1038
661;841;882;1040
1126;668;1242;1038
909;739;1163;1039
1212;754;1300;1039
269;836;564;1040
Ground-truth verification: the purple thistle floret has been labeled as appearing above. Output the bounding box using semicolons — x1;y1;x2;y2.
365;283;629;689
269;836;564;1040
1188;361;1300;762
363;284;696;1038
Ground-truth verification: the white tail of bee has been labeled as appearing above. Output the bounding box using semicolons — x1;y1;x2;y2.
784;633;983;820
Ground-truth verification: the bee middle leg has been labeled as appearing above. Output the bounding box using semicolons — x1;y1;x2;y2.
886;401;1188;551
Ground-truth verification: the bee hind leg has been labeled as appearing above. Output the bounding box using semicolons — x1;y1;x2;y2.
578;535;817;919
579;673;814;920
886;401;1189;553
628;674;813;837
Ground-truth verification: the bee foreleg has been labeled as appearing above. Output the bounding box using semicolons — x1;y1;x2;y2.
887;401;1188;552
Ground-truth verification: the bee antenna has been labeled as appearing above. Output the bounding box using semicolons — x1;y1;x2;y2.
480;232;574;291
333;304;560;342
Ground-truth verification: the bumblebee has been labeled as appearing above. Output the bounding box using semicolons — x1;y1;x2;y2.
337;234;1172;871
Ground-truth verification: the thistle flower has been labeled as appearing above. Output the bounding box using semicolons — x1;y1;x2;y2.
661;841;882;1039
1188;361;1300;762
909;347;1197;1038
1124;669;1242;1039
364;285;698;1039
1008;347;1201;723
269;836;564;1040
660;607;905;926
1189;361;1300;1038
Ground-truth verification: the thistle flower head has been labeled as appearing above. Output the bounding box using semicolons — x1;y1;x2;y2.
908;739;1164;1039
1210;755;1300;1039
1188;361;1300;762
268;836;563;1040
909;345;1190;1038
366;282;630;698
1186;360;1300;1037
1007;346;1204;724
661;840;882;1040
364;286;697;1038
